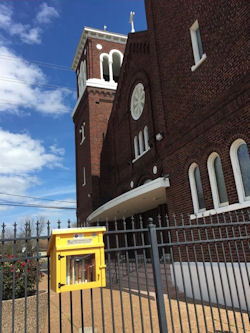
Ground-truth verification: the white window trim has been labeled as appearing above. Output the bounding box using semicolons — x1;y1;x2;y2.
132;127;150;163
78;60;87;98
188;163;206;214
100;50;123;83
81;60;87;84
191;53;207;72
190;200;250;220
132;147;150;164
144;126;150;151
110;49;123;83
100;53;109;81
134;136;139;159
230;138;250;203
190;20;207;71
109;49;124;62
207;152;229;209
82;167;86;187
138;131;144;155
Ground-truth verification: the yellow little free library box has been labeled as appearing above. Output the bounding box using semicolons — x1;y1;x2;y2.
47;227;106;293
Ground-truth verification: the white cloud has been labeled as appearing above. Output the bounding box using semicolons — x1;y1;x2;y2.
50;144;65;156
0;46;72;115
36;186;76;198
0;128;63;175
35;88;72;115
36;3;59;24
0;4;12;28
0;3;59;45
0;176;38;194
0;128;66;210
0;175;39;211
0;4;41;44
19;27;42;45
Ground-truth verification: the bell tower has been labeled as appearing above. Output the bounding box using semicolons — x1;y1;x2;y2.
71;27;127;225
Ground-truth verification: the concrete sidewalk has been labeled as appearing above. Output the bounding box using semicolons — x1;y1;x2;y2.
39;276;249;333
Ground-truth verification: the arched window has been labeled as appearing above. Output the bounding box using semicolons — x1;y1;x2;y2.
100;55;110;81
78;60;86;97
102;56;110;81
189;163;206;213
112;52;121;83
78;75;83;96
230;139;250;202
100;50;123;83
134;136;139;159
81;61;87;86
144;126;150;151
138;131;144;155
208;153;228;208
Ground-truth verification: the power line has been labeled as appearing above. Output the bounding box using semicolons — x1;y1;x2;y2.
0;192;76;204
0;75;75;91
0;99;71;112
0;202;76;210
0;54;72;72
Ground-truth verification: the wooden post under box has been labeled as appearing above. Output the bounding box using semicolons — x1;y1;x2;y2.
47;227;106;293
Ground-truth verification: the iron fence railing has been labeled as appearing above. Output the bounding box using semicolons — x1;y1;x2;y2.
0;209;249;333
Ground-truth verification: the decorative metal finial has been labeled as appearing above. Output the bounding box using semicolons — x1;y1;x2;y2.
129;11;135;33
104;25;107;31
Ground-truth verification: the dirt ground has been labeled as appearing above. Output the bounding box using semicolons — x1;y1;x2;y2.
39;276;249;333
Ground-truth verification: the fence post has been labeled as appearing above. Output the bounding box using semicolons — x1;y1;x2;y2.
148;218;168;333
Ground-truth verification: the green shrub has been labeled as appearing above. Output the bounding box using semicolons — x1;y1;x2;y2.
2;255;42;300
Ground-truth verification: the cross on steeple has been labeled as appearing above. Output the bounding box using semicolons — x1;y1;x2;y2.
129;11;135;33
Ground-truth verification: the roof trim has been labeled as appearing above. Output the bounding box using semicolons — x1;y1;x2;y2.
47;227;106;254
87;177;170;222
72;27;127;71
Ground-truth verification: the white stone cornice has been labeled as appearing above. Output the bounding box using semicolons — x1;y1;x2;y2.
86;78;117;90
72;27;127;71
71;79;117;118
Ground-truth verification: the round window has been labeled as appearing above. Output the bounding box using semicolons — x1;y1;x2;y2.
130;83;145;120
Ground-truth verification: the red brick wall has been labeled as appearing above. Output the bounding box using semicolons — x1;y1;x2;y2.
75;37;126;84
87;38;125;80
73;90;93;223
99;31;168;204
99;0;250;217
146;0;250;216
74;87;117;223
73;36;126;224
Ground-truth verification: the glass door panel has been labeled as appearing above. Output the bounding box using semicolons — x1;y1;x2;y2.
66;254;96;285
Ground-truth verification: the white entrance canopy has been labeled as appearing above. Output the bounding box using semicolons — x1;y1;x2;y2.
87;177;170;223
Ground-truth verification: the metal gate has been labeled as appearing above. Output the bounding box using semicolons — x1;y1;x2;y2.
0;210;249;332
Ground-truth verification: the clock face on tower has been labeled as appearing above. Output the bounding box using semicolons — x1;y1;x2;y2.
130;83;145;120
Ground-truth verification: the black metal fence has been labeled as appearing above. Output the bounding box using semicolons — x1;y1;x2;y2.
0;210;249;333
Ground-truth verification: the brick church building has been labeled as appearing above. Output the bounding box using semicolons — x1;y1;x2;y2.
72;0;249;226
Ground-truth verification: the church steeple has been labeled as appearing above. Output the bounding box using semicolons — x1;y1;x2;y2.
71;27;127;225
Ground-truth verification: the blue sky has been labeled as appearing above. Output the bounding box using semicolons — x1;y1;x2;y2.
0;0;146;229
